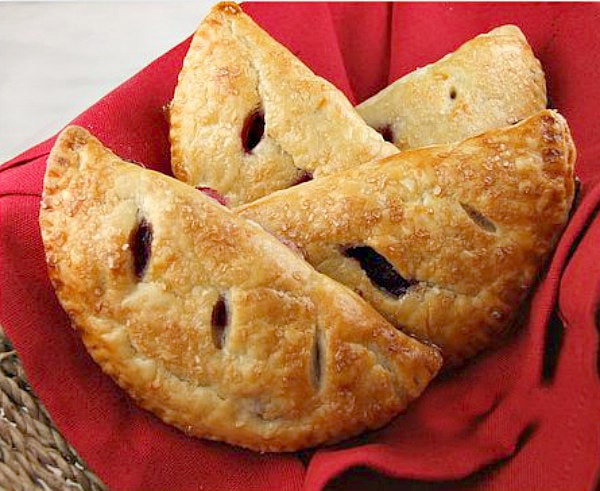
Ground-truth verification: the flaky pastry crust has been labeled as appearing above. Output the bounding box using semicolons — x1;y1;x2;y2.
357;25;547;150
237;110;576;366
169;2;397;206
40;126;441;452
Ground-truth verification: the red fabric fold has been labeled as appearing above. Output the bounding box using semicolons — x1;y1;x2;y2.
1;3;599;491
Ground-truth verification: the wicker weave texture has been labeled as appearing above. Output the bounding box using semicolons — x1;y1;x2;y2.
0;326;107;491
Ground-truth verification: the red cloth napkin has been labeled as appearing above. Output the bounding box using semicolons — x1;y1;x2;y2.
1;3;599;490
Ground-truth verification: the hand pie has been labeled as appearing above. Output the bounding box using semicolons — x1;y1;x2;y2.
237;110;576;366
40;126;441;452
357;25;547;150
169;2;397;206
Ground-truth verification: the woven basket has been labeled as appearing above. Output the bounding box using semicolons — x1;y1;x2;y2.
0;325;107;491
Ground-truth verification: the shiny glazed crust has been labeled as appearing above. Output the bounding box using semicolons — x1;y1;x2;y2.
357;25;547;150
40;126;441;452
237;111;576;366
169;2;397;206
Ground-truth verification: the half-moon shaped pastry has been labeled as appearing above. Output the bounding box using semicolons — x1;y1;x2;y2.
169;2;397;207
40;126;441;452
237;110;576;366
357;25;547;150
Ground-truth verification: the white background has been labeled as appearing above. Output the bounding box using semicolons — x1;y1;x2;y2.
0;1;214;163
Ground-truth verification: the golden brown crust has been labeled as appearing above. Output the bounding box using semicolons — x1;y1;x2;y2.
40;125;441;452
169;2;397;207
357;25;547;150
237;110;576;366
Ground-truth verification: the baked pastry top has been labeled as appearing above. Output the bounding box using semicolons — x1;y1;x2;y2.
169;2;397;207
40;126;441;452
357;25;547;150
237;110;576;366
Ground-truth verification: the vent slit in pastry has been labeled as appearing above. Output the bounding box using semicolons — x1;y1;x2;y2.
311;326;324;389
241;108;265;154
344;246;416;298
460;203;497;233
449;87;457;100
130;217;152;279
211;294;229;349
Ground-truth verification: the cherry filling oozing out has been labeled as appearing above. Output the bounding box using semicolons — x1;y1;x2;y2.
196;187;228;207
344;246;416;297
376;125;394;143
275;236;305;258
131;218;153;278
241;109;265;153
293;170;313;186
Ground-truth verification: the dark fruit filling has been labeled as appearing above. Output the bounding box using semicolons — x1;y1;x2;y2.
211;295;228;349
131;218;153;279
376;125;394;143
241;109;265;153
293;170;313;186
344;246;416;297
312;330;323;388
